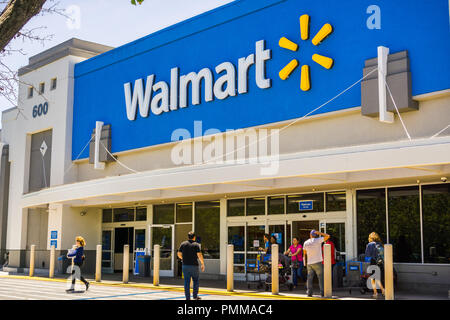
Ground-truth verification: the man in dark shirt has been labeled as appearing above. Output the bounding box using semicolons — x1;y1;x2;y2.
177;231;205;300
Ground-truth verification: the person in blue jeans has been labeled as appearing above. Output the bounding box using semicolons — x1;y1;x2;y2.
284;237;306;288
303;230;330;297
177;231;205;300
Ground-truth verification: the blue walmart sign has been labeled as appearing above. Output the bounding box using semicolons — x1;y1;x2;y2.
72;0;450;159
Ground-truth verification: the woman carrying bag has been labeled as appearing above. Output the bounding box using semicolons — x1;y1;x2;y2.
285;237;306;288
66;236;90;293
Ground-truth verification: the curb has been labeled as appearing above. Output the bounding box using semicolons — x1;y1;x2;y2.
0;275;331;300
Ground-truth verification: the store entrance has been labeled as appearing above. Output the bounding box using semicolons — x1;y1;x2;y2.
114;227;134;272
291;220;319;245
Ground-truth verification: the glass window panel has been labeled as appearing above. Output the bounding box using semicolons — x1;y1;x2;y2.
101;230;112;251
234;253;245;264
102;252;111;261
246;225;266;251
153;204;174;224
287;193;324;213
325;223;346;253
246;197;265;216
151;226;172;270
195;201;220;259
227;199;245;217
268;196;284;215
102;209;112;223
356;189;387;257
326;191;347;212
102;261;111;268
176;203;193;223
422;184;450;264
136;207;147;221
228;226;245;251
113;207;135;222
388;186;421;263
135;229;146;250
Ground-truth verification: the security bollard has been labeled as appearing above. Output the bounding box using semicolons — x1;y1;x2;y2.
95;245;102;282
271;244;279;295
323;244;332;298
123;245;129;283
384;244;394;300
153;244;160;286
49;245;55;278
29;245;36;277
227;244;234;292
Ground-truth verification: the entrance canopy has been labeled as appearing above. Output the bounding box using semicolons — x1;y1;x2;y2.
21;136;450;208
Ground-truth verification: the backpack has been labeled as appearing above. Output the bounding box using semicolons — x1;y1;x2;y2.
375;242;384;266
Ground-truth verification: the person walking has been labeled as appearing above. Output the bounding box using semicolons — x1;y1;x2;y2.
365;232;386;299
303;229;329;297
177;231;205;300
284;237;306;288
321;237;336;266
66;236;89;293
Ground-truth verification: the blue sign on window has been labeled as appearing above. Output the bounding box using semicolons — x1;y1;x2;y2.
50;240;57;248
51;231;58;239
271;233;283;245
299;200;313;211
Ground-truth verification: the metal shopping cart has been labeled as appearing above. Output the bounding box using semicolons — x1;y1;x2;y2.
245;252;264;290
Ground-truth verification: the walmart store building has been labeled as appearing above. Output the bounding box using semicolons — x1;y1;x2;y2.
0;0;449;293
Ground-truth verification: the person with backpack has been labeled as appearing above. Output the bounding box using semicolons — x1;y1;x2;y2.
66;236;89;293
364;232;385;298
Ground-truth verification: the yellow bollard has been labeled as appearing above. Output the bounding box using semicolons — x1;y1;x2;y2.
29;245;35;277
384;244;394;300
323;244;332;298
95;245;102;282
49;245;55;278
153;244;160;286
123;245;129;284
271;244;279;295
227;245;234;292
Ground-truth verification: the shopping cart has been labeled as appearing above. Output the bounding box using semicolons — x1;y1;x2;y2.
245;253;264;290
343;260;371;295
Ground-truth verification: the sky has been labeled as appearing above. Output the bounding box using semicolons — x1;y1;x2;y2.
0;0;234;122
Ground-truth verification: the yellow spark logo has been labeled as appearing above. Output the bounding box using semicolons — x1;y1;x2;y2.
279;14;334;91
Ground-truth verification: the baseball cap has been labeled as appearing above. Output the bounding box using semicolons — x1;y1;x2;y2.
310;229;318;237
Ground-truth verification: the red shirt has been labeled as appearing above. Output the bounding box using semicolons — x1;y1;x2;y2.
321;240;336;265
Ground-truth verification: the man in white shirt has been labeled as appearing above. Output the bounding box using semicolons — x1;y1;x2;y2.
303;229;330;297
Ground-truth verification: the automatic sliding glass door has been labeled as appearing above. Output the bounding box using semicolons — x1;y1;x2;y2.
150;225;174;277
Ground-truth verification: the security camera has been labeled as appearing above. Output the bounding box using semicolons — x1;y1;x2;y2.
441;177;447;183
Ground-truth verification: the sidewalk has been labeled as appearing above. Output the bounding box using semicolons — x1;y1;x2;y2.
1;269;447;300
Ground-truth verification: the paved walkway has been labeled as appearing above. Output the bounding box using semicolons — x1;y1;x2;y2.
0;270;447;300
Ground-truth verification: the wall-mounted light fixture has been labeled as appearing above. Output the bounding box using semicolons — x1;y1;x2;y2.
80;211;87;216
